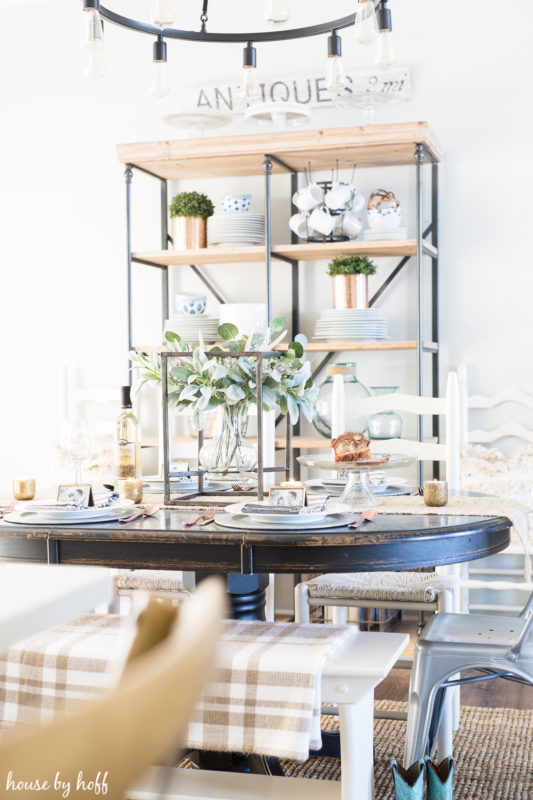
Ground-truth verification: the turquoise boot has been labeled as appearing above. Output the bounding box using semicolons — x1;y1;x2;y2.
426;756;454;800
390;758;425;800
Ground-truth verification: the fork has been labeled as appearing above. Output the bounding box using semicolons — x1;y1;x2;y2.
184;505;217;527
0;502;15;517
196;507;218;527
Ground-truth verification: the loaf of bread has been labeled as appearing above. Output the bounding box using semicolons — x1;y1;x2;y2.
331;432;371;463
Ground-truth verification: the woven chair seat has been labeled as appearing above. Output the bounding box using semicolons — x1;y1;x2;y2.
115;570;187;594
306;571;457;604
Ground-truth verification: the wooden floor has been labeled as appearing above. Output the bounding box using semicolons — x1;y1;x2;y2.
374;620;533;710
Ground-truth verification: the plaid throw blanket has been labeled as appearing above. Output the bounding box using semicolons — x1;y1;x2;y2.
0;614;129;733
0;616;353;760
185;620;355;760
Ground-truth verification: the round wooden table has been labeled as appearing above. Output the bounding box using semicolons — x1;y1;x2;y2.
0;509;511;618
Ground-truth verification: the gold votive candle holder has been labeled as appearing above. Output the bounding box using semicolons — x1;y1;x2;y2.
12;478;36;501
423;479;448;507
118;478;143;504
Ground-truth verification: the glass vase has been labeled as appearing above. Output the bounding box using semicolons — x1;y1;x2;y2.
367;386;403;439
312;363;371;438
199;405;257;475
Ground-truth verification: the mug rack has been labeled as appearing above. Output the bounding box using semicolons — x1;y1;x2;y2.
161;349;292;505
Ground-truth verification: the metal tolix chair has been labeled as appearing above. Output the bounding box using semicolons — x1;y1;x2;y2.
404;589;533;765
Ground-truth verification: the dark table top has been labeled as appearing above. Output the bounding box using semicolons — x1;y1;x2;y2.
0;510;511;575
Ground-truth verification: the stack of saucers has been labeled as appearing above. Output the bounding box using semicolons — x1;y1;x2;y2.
363;227;408;241
208;212;265;247
313;308;389;341
164;315;220;341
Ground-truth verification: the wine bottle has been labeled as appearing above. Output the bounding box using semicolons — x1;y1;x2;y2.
113;386;142;480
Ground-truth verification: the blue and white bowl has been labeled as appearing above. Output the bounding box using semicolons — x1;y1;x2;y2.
175;292;207;316
367;206;402;231
221;194;252;213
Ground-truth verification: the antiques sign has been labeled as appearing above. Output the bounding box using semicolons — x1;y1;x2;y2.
181;67;411;115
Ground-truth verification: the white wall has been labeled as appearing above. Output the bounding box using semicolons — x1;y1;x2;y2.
0;0;531;491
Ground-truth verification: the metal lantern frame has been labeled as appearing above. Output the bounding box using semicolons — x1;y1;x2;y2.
161;349;292;505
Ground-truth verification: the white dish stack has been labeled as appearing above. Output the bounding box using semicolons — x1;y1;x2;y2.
164;315;220;341
208;212;265;246
313;308;390;341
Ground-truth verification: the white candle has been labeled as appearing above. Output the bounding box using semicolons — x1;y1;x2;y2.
331;373;346;440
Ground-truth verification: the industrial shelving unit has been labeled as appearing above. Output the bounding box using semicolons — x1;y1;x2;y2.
117;121;441;476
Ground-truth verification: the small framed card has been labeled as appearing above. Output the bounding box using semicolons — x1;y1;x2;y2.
269;485;306;507
57;484;94;506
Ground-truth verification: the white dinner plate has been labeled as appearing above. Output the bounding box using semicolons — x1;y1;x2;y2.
13;500;135;522
224;501;350;526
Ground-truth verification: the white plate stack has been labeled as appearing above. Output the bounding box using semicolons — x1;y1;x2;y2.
313;308;390;340
363;227;408;241
164;315;220;341
208;212;265;246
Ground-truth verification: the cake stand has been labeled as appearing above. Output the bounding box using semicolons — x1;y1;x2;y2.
297;452;415;507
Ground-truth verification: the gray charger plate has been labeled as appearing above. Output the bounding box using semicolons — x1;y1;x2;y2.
214;512;358;531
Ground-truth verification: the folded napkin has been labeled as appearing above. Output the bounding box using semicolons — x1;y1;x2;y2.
184;620;355;760
349;494;532;581
241;504;306;515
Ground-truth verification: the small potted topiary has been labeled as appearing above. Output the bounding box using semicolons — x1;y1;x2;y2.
327;254;377;309
169;191;215;250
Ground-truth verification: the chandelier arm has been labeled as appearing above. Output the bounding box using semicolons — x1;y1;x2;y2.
98;6;356;43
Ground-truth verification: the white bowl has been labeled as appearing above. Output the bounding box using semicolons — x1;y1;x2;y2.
367;206;402;231
175;292;207;316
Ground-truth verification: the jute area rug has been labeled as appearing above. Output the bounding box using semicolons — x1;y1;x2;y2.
182;701;533;800
279;700;533;800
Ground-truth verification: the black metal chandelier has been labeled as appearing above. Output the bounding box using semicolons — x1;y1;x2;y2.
81;1;394;99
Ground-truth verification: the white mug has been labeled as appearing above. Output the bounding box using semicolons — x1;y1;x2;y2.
341;210;363;238
292;183;324;212
289;213;308;238
351;190;365;213
325;181;353;211
308;206;335;236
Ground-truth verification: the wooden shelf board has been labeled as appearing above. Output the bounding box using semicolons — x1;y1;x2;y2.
132;239;436;267
117;122;442;179
135;341;422;353
278;341;419;352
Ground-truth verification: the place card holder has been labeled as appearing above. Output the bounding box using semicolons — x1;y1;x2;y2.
56;485;94;506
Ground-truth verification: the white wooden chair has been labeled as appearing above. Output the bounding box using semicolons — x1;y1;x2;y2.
458;364;533;615
295;371;461;757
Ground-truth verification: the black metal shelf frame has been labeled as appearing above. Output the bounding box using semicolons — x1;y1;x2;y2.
125;138;439;483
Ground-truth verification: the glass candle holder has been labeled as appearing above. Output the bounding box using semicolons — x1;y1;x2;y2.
12;478;36;501
423;479;448;507
118;478;143;504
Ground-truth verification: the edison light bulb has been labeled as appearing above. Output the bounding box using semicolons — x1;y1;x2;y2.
326;55;346;95
376;30;395;70
354;0;378;45
151;60;170;97
151;0;175;28
266;0;289;24
81;7;105;79
240;67;261;103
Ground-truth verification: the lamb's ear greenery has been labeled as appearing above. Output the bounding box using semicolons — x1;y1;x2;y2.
129;320;318;426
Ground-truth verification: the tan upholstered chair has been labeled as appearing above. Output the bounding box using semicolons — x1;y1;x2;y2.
0;577;225;799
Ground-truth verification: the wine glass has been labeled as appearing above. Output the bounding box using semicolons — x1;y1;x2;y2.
60;420;94;485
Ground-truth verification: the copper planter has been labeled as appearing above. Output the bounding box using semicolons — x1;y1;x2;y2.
172;216;207;250
332;274;369;309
